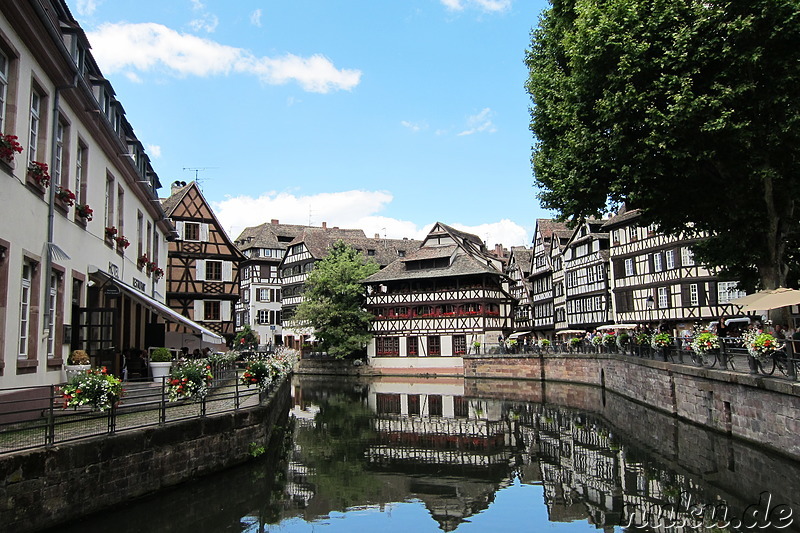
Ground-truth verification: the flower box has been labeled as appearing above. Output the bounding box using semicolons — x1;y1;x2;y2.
0;134;23;163
28;161;50;188
105;226;118;240
115;235;130;250
75;203;93;221
55;186;76;207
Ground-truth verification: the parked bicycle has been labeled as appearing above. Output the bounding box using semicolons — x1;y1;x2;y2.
689;348;736;370
752;350;800;377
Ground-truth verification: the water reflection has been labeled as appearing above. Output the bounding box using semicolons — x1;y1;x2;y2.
55;375;800;533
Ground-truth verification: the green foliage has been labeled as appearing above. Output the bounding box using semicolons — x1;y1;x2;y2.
150;347;172;362
167;360;213;401
61;367;122;411
249;442;266;458
234;324;259;351
527;0;800;290
295;240;380;358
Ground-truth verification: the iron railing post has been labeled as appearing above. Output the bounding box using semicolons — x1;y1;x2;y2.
46;385;55;447
108;399;117;435
234;370;240;410
160;376;167;424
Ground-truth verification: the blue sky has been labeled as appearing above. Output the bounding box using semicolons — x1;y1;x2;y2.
69;0;554;247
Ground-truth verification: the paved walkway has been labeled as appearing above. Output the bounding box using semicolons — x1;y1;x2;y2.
0;371;271;454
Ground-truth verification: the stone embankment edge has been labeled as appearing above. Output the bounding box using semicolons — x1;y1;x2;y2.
463;353;800;461
0;377;292;533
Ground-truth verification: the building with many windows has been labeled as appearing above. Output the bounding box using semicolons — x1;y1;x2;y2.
562;219;612;330
530;220;572;340
233;219;309;348
0;1;217;387
279;223;420;350
506;246;533;338
603;208;744;332
362;222;514;373
161;180;243;349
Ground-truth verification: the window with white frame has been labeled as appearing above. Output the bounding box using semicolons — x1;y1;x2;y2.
258;309;269;324
242;289;250;303
54;121;64;187
681;247;695;266
46;273;57;358
0;50;8;132
204;300;221;321
658;286;669;308
28;89;40;164
718;281;746;303
628;226;637;241
19;261;32;358
653;253;663;272
665;249;675;270
206;260;222;281
689;284;699;306
624;258;635;276
74;143;86;203
258;288;270;302
104;175;114;227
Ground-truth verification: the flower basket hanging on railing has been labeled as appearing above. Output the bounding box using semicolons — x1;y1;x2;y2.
61;367;122;412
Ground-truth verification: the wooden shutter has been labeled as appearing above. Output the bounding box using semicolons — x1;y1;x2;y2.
199;223;209;242
222;261;232;282
196;260;206;281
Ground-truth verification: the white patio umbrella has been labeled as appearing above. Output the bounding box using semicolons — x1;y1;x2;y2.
729;287;800;311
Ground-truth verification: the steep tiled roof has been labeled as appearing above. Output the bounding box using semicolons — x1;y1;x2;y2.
235;222;309;251
362;252;500;283
160;182;192;216
287;227;422;267
602;208;642;229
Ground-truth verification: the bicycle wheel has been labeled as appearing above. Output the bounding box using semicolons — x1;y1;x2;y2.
758;358;776;376
725;353;736;371
774;355;790;377
700;351;716;368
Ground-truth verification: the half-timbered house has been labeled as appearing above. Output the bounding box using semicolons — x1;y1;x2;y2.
530;220;572;340
603;208;744;332
362;223;513;373
506;246;534;339
279;224;420;350
234;219;308;348
563;219;612;330
162;181;243;348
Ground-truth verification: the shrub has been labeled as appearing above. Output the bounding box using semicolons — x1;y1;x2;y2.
150;347;173;362
68;349;90;365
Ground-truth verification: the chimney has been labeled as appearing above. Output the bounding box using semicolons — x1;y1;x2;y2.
375;233;380;239
171;180;185;195
271;219;279;225
495;244;503;257
322;221;327;229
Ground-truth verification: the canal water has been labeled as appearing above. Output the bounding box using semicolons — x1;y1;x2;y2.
56;375;799;532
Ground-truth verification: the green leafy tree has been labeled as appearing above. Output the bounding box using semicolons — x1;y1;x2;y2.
526;0;800;290
234;324;259;351
294;240;379;358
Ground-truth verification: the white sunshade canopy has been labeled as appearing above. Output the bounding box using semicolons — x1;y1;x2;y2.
729;287;800;311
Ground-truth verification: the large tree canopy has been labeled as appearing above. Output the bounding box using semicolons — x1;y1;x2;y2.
294;241;379;358
527;0;800;290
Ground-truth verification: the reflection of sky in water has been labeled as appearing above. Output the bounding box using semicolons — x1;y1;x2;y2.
260;480;616;532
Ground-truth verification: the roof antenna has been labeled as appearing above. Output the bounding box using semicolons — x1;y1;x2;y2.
182;167;218;189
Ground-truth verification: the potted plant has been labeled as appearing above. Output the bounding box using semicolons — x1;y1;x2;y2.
152;266;164;280
472;340;481;354
28;161;50;187
137;254;149;269
64;349;91;381
75;203;93;221
61;367;122;412
55;186;76;207
0;134;23;163
105;226;118;240
691;330;720;354
742;329;782;364
115;235;130;250
149;347;173;381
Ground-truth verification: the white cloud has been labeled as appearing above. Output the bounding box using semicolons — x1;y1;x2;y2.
213;190;528;248
76;0;102;16
441;0;512;12
86;23;361;93
458;107;496;136
146;144;162;158
250;9;263;27
189;14;219;33
401;120;426;132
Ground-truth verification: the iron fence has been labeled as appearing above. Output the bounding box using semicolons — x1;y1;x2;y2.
507;337;799;381
0;362;276;455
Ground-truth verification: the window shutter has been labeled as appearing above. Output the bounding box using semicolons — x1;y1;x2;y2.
222;301;231;320
175;221;185;240
222;261;232;282
193;299;203;320
699;283;707;305
196;260;206;281
200;223;209;242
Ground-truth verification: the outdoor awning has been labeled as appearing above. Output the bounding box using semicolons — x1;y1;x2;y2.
555;329;586;335
729;288;800;311
508;330;534;339
596;324;638;331
91;270;224;343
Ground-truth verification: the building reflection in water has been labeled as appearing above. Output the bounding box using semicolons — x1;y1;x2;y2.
285;375;800;533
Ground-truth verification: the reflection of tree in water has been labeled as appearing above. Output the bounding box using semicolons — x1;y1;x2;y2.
294;392;389;513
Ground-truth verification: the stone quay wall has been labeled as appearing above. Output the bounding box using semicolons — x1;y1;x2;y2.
463;353;800;460
0;378;292;533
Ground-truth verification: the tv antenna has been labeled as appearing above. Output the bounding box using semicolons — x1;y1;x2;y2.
182;167;218;187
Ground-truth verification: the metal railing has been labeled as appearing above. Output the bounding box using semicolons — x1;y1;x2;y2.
0;362;278;455
525;337;800;381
